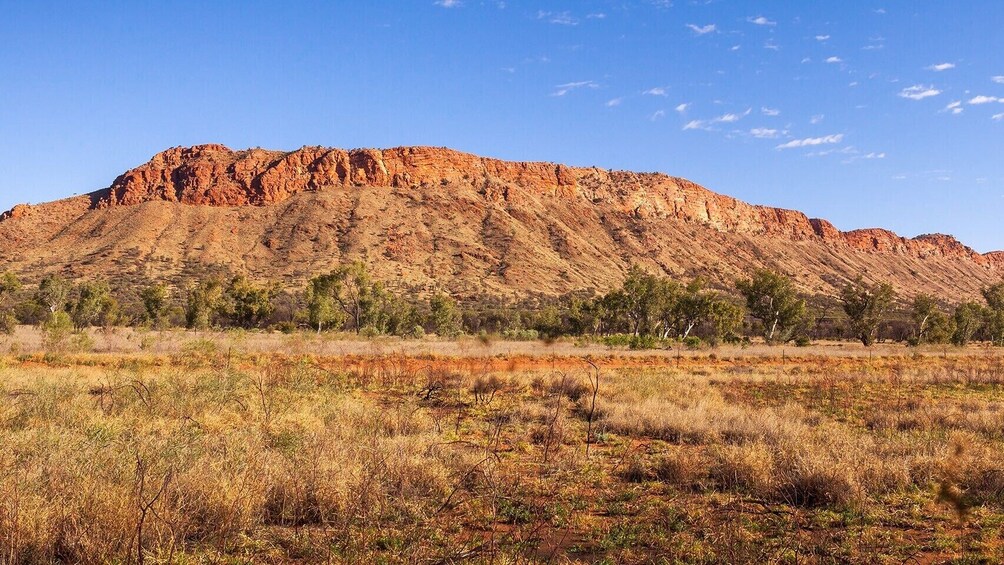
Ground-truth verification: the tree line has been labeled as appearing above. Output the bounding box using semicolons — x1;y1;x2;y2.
2;265;1004;348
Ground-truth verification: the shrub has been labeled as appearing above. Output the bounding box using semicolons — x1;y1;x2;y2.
42;311;73;351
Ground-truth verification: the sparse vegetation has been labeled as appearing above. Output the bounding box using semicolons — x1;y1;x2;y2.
0;342;1003;562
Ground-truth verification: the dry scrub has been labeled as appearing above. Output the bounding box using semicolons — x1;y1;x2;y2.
0;349;1003;563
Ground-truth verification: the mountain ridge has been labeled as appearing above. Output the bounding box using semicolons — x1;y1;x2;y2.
1;144;1000;299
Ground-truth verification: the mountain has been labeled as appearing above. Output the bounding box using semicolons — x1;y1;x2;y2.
1;144;1000;299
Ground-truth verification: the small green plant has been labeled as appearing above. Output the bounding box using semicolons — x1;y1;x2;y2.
42;311;73;351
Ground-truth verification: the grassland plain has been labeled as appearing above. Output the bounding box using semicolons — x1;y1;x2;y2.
1;330;1004;563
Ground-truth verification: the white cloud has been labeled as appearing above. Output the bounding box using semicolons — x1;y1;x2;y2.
815;35;830;41
862;152;886;159
682;119;708;130
761;107;780;116
551;81;598;96
730;45;741;51
686;23;717;35
763;40;780;51
993;76;1004;84
650;110;666;121
713;108;752;123
898;85;941;100
586;13;606;19
537;10;577;25
748;15;776;26
606;97;623;107
927;62;955;71
434;0;462;6
969;95;1002;104
994;113;1004;121
750;128;780;139
643;87;668;96
825;56;843;64
810;114;824;124
675;103;690;113
944;100;964;115
776;134;844;149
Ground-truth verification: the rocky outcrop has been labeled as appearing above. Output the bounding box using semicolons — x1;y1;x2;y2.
100;145;580;208
6;143;996;274
0;204;32;222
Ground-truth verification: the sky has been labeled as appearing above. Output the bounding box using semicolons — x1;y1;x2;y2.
1;1;1003;251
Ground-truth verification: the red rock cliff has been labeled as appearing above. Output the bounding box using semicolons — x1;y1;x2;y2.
63;144;998;269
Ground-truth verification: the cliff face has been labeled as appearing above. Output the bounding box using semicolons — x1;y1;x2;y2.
101;145;579;207
94;144;1001;268
0;144;1000;299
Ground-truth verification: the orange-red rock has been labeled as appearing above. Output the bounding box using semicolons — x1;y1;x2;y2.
93;144;1004;269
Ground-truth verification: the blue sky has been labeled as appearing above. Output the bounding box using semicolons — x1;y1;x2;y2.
1;1;1002;250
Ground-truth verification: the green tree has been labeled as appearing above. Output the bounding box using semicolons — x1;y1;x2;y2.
35;274;71;316
186;277;226;330
952;301;985;346
140;283;170;327
0;272;21;334
736;269;807;344
327;262;389;333
429;293;463;337
708;298;745;344
911;294;943;343
613;265;682;337
982;283;1004;346
224;275;278;329
840;277;895;346
71;281;117;329
672;278;718;339
305;273;345;332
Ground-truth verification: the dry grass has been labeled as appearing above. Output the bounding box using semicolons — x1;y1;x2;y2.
1;344;1003;563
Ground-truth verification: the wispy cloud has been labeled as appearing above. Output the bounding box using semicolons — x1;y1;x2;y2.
747;15;776;26
825;56;843;64
994;113;1004;121
434;0;462;7
650;110;666;121
969;95;1003;104
537;10;577;25
586;13;606;19
750;128;780;139
776;134;844;149
810;114;824;124
686;23;717;35
643;87;668;96
815;35;830;41
551;81;597;96
685;108;753;132
927;62;955;71
993;76;1004;84
898;85;941;100
606;97;623;107
713;108;752;123
761;107;780;116
944;100;964;115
